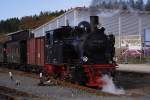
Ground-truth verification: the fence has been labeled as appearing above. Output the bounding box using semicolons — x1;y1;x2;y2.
115;35;150;64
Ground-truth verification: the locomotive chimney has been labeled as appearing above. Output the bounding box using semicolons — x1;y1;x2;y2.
90;16;99;32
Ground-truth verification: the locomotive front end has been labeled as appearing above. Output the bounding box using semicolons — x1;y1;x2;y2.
82;16;117;88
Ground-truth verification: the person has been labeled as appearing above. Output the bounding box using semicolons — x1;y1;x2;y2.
15;80;20;86
9;72;14;81
39;73;44;86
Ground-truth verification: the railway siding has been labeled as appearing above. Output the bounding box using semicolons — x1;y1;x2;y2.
117;64;150;73
0;67;150;100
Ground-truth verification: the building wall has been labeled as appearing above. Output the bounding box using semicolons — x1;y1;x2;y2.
99;12;150;48
32;8;150;48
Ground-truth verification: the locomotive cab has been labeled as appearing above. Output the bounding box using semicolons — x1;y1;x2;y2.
45;26;81;65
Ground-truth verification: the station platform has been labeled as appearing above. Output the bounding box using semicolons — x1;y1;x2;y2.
117;64;150;73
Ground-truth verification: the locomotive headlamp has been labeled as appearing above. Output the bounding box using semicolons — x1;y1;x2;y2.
80;25;84;28
82;56;88;62
97;24;101;29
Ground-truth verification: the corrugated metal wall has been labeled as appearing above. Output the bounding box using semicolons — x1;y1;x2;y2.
32;8;150;48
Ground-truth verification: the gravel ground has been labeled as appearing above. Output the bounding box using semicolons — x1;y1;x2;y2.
0;67;150;100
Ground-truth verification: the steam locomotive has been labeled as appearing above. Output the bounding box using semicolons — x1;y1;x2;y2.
0;16;116;88
44;16;116;88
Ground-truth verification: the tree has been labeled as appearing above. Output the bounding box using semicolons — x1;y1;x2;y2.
0;10;65;34
0;18;20;34
145;0;150;11
101;1;107;9
113;0;119;9
118;0;128;10
129;0;135;9
135;0;144;10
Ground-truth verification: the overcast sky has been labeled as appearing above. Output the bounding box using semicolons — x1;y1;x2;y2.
0;0;147;20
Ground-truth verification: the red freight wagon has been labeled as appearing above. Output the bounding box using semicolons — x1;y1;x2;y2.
27;37;45;68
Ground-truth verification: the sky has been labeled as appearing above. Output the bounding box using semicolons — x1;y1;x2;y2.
0;0;147;20
0;0;91;20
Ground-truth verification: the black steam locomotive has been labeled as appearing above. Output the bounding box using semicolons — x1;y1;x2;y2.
45;16;116;88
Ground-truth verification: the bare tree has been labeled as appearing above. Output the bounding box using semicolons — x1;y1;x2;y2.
135;0;144;10
145;0;150;11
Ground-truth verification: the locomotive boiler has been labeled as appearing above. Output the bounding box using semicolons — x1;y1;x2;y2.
45;16;116;88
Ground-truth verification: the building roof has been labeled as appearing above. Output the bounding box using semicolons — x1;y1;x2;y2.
32;7;82;32
6;29;31;36
32;7;150;33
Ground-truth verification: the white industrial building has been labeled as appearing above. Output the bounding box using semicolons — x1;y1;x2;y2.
32;7;150;49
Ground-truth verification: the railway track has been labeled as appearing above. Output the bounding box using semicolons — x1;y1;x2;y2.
45;77;145;97
0;86;37;100
0;67;119;97
0;67;146;97
47;79;118;97
0;93;15;100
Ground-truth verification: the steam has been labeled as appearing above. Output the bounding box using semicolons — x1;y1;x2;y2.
90;0;117;8
89;0;140;18
90;0;140;12
97;10;120;17
102;74;125;95
90;0;102;7
89;0;121;17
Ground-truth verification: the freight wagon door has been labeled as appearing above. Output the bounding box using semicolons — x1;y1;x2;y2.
3;44;7;63
0;44;7;63
20;40;27;64
0;44;4;63
6;41;20;64
36;38;45;66
27;38;36;65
